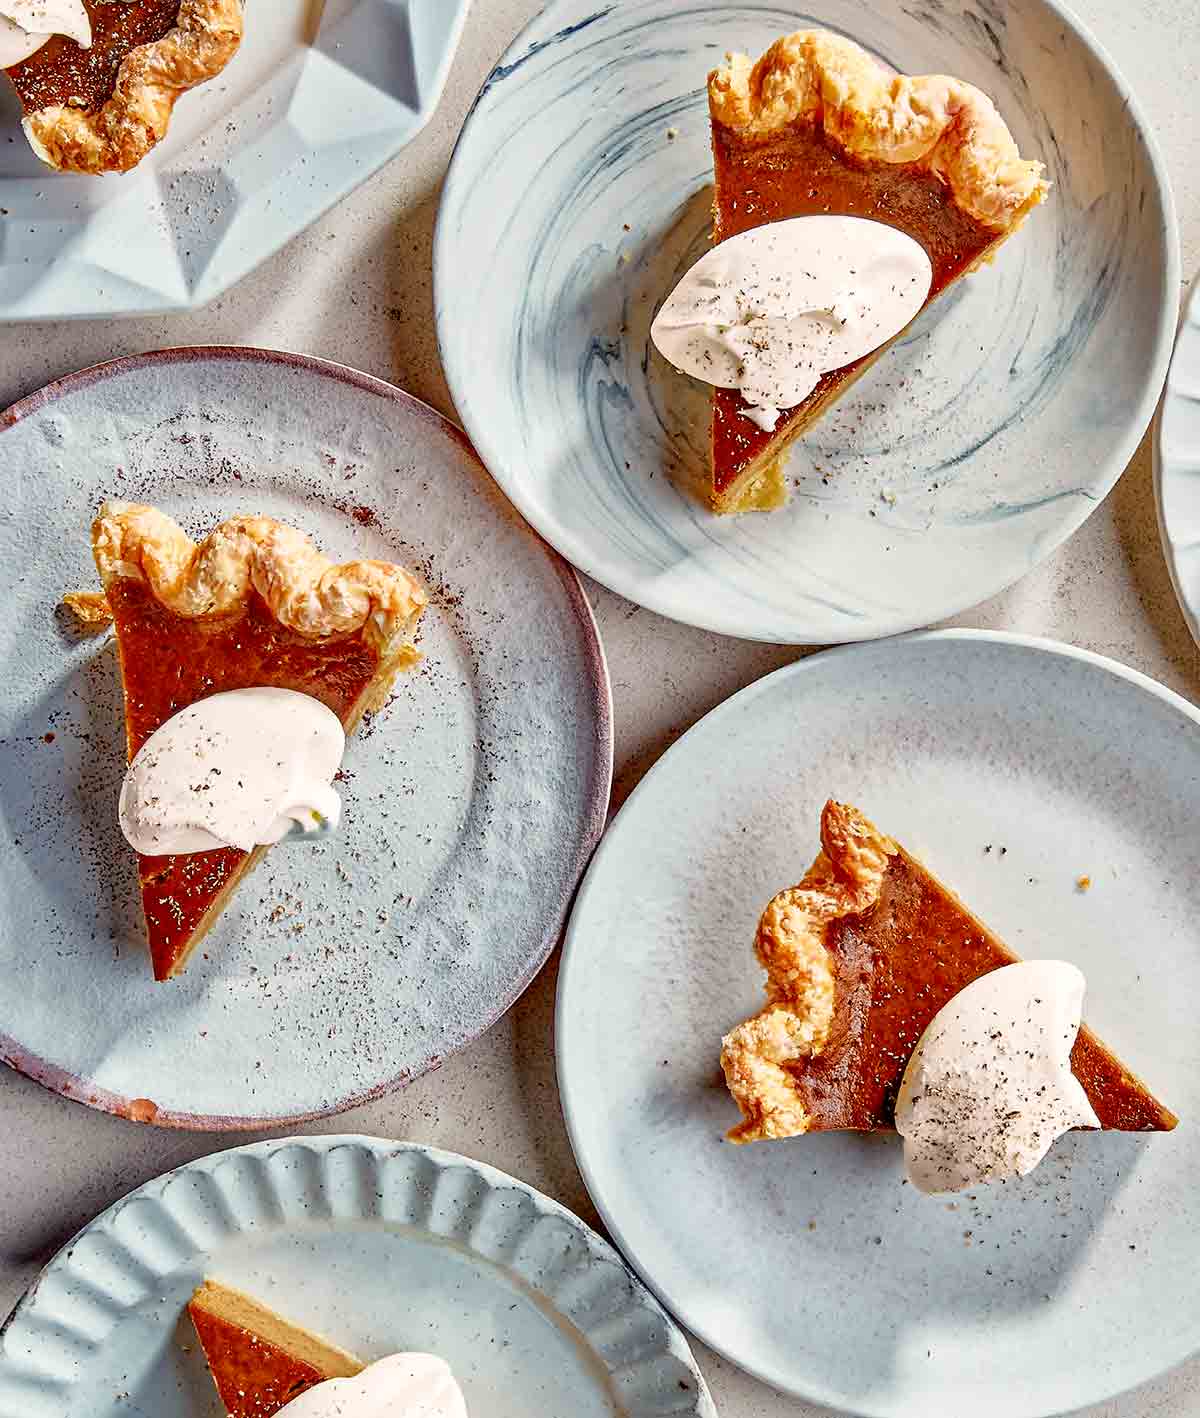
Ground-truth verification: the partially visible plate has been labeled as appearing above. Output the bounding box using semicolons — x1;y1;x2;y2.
0;347;611;1127
0;1;469;319
1156;273;1200;648
436;0;1179;643
0;1135;717;1418
557;631;1200;1417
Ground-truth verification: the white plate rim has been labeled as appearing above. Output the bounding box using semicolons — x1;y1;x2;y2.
433;0;1182;645
0;345;614;1132
555;627;1200;1415
0;1133;718;1418
1154;271;1200;651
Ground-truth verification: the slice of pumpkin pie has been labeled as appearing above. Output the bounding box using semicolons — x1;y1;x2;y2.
721;800;1177;1143
85;501;425;980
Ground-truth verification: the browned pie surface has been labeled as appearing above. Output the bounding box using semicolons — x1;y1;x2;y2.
107;579;382;981
710;120;999;501
5;0;181;113
189;1303;335;1418
788;846;1178;1133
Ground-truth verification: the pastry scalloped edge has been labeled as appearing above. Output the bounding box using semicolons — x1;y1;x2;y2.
720;800;896;1142
91;501;427;660
22;0;243;174
709;30;1048;231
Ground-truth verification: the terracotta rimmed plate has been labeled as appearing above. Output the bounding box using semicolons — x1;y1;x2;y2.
0;347;612;1128
0;1135;717;1418
436;0;1179;643
557;631;1199;1416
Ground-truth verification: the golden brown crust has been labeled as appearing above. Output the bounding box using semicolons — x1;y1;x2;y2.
720;801;896;1142
709;31;1047;231
23;0;243;173
91;501;427;661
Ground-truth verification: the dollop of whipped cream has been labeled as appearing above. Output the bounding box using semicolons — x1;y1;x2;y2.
278;1354;468;1418
650;215;933;430
119;688;345;855
0;1;121;68
895;961;1101;1195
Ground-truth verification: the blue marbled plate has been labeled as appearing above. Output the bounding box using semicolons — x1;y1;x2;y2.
436;0;1179;643
1156;274;1200;648
0;1136;717;1418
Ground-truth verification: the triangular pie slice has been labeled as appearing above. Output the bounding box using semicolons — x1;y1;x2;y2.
706;31;1048;513
87;501;426;981
721;801;1178;1142
188;1279;363;1418
3;0;242;173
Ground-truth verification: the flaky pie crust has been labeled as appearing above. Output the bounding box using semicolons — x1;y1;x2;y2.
709;30;1048;232
721;801;896;1142
90;501;427;663
22;0;243;174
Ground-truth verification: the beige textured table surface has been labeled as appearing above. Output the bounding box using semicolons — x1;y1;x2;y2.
1;2;1198;1415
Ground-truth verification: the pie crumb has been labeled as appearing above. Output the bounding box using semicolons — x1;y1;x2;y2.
62;590;113;625
1076;875;1092;891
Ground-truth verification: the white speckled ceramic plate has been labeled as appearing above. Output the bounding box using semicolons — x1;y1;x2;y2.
1156;274;1200;648
435;0;1180;643
557;631;1200;1416
0;1135;716;1418
0;1;469;320
0;347;611;1128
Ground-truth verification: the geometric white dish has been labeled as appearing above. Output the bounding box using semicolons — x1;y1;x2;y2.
0;348;611;1128
0;0;469;320
1156;273;1200;649
0;1135;717;1418
436;0;1180;644
557;631;1199;1416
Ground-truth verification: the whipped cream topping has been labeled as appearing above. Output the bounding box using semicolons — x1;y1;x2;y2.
650;215;933;430
278;1354;469;1418
895;961;1101;1195
0;0;123;67
119;688;345;855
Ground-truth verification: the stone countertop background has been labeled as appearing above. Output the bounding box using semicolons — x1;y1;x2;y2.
1;2;1197;1415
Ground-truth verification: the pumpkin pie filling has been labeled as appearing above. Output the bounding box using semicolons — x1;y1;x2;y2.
4;0;181;114
108;579;387;980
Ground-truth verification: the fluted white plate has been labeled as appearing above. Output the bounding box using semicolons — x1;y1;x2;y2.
0;348;611;1128
1156;274;1200;648
0;1;469;320
436;0;1179;643
0;1135;716;1418
557;631;1200;1416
